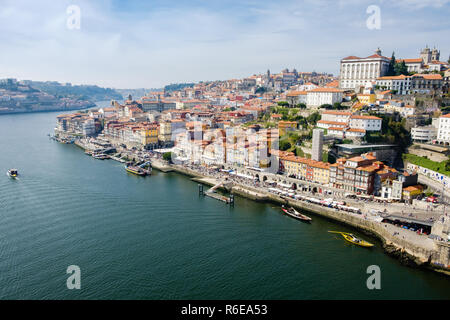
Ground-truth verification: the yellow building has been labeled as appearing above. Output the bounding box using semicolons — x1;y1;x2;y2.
281;155;330;185
402;185;424;202
140;124;159;146
312;162;330;185
278;121;297;137
357;93;376;105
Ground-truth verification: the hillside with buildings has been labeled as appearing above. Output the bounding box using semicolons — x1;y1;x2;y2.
54;46;450;203
0;78;123;114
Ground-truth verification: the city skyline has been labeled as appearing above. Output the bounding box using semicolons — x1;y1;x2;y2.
0;0;449;88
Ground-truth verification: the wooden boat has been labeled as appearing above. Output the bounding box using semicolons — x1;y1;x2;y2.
328;231;374;248
281;206;312;222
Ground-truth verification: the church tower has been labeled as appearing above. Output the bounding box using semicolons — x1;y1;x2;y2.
420;46;432;64
431;47;440;62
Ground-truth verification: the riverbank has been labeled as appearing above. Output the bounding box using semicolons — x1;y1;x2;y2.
150;159;450;276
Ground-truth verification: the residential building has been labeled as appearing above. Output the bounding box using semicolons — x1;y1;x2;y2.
411;125;438;142
348;115;382;132
306;88;343;108
437;114;450;144
286;91;307;106
280;155;330;185
329;153;378;195
376;74;443;95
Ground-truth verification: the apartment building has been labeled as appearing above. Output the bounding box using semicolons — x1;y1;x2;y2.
280;155;330;185
329;153;378;195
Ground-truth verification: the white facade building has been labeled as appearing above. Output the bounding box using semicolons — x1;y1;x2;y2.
339;49;390;90
437;114;450;144
306;88;343;108
349;115;382;131
321;111;352;123
411;126;437;142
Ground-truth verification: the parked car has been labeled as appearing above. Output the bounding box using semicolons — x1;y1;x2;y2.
427;196;438;203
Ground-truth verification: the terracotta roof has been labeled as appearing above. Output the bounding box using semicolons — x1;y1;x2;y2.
322;110;352;116
310;87;342;93
403;185;424;192
377;75;410;80
347;128;366;133
397;58;422;64
412;73;443;80
286;91;308;96
350;115;381;120
317;120;347;126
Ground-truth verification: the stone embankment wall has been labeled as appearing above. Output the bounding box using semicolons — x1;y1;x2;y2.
151;162;450;274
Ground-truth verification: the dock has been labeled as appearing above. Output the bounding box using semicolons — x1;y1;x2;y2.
199;183;234;205
109;154;127;163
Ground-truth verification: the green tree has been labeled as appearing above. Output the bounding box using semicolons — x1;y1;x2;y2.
296;103;307;109
279;140;291;151
394;60;408;75
277;101;289;107
386;52;396;76
163;152;173;163
255;86;266;94
307;112;321;126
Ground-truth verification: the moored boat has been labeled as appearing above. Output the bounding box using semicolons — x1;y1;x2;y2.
281;206;312;222
328;231;374;248
125;165;147;176
92;153;109;160
7;168;18;178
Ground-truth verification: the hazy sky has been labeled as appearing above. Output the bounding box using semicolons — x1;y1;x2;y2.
0;0;449;88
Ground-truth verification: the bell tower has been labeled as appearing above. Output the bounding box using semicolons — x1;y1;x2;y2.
431;47;440;62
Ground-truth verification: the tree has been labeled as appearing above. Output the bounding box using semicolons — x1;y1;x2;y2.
307;112;321;126
255;86;266;94
394;60;408;75
163;152;173;163
320;104;333;109
296;103;307;109
333;102;345;110
279;140;291;151
277;101;289;107
386;52;396;76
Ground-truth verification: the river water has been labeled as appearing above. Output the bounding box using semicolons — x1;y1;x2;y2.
0;110;449;299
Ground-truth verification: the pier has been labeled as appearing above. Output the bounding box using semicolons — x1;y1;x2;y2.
199;183;234;205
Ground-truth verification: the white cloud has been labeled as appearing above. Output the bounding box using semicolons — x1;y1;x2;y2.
0;0;448;88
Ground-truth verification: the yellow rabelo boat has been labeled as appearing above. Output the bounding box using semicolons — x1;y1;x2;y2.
328;231;374;248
